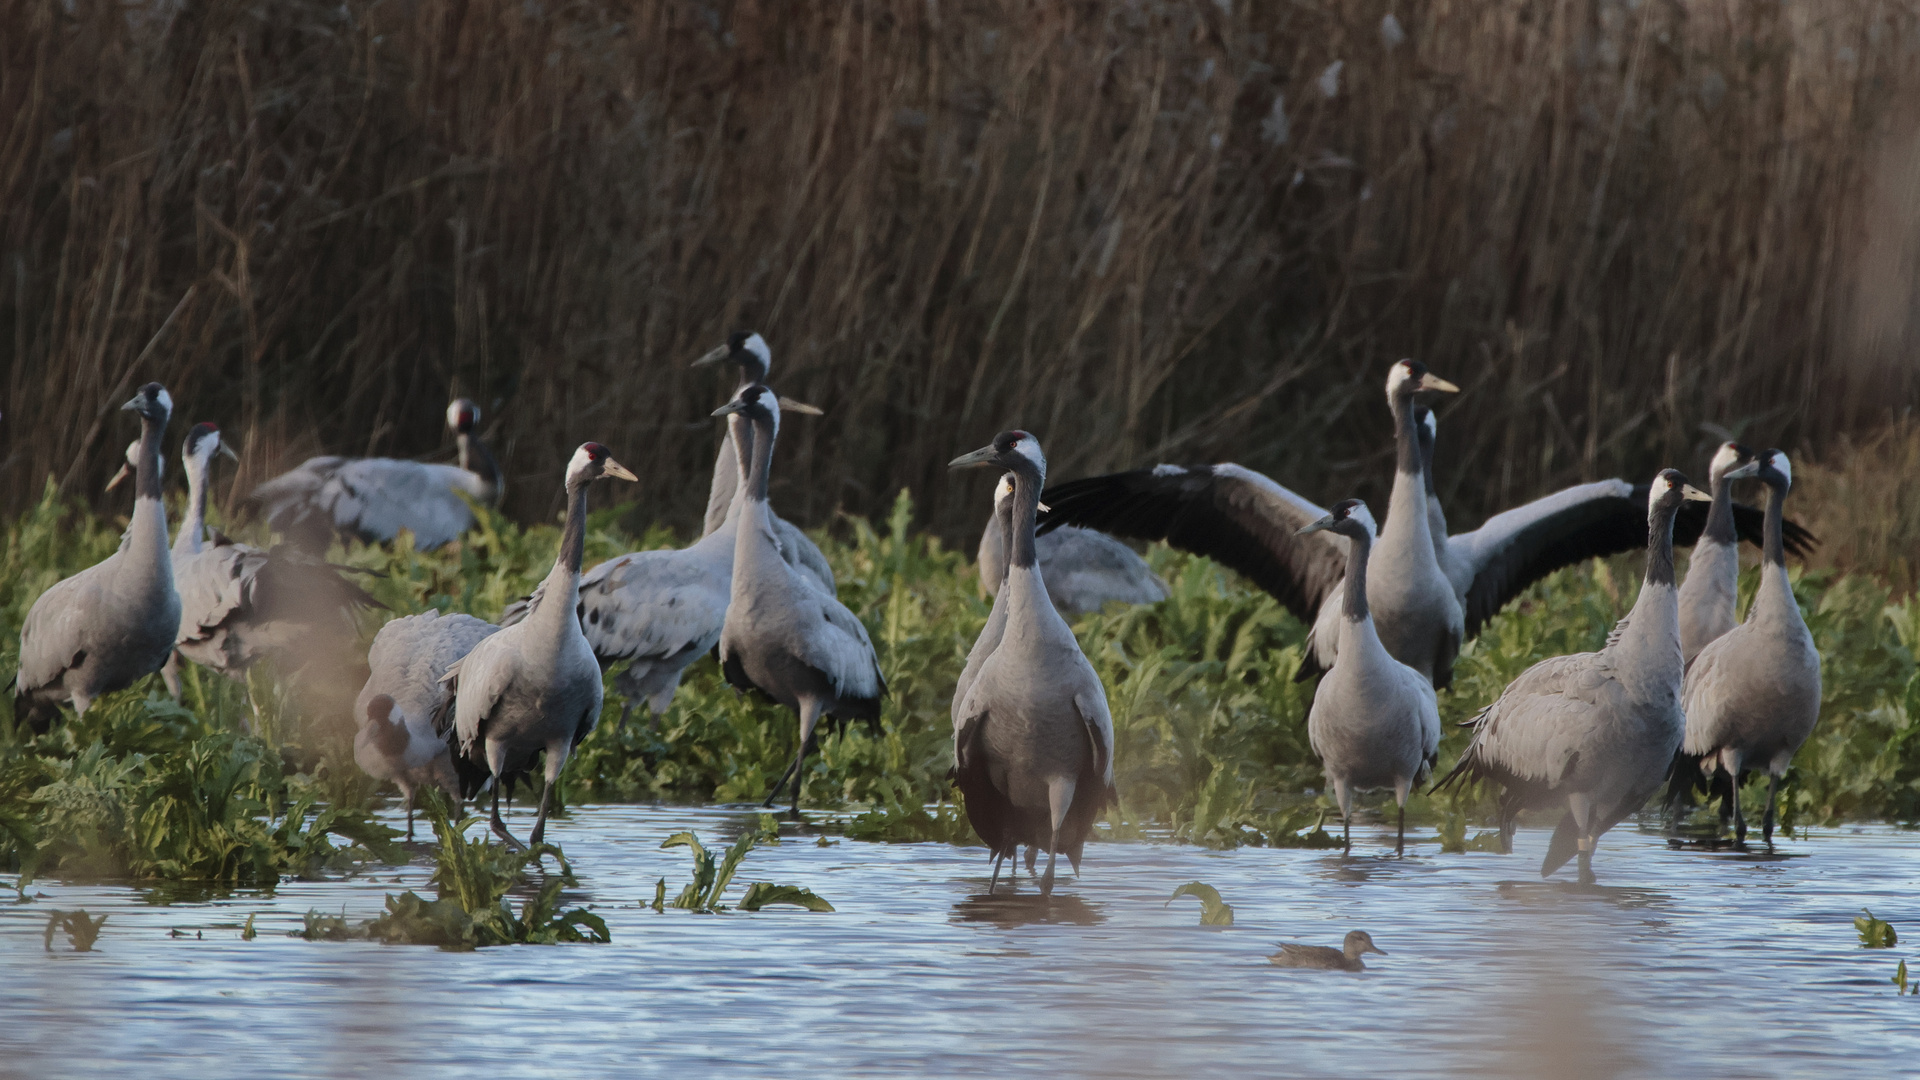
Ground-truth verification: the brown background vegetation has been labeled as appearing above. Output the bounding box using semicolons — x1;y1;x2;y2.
3;0;1917;563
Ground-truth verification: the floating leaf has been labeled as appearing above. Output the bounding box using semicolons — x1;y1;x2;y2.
1857;908;1898;948
1166;881;1234;926
738;883;835;912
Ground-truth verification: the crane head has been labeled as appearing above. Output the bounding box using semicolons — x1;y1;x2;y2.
567;442;639;487
1296;497;1376;541
1387;359;1458;400
122;382;173;423
1754;449;1791;493
949;430;1046;480
446;399;481;434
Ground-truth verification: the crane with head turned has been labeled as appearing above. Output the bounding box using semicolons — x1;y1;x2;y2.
14;383;181;732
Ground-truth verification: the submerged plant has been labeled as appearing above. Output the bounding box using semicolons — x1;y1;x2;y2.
655;826;832;914
1857;909;1899;948
1166;881;1234;926
42;909;106;951
1895;959;1912;995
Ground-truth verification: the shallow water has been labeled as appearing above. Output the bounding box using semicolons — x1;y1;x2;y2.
3;806;1916;1078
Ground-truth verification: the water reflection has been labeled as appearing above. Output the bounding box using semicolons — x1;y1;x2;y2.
950;890;1106;927
1492;879;1675;911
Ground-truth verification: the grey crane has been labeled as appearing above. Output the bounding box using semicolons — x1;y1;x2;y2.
13;383;182;732
711;385;884;818
950;431;1117;896
446;442;638;847
122;423;379;703
354;610;500;840
1677;441;1760;667
693;332;835;594
1270;930;1389;972
1295;499;1439;855
977;474;1168;615
1040;370;1812;689
1415;407;1809;644
1040;360;1464;685
249;398;503;552
954;475;1018;732
1668;450;1821;850
1436;470;1710;884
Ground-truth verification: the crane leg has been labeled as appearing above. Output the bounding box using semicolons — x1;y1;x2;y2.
1025;845;1038;875
1721;749;1746;850
161;652;183;704
528;742;570;847
785;699;823;819
1396;803;1406;858
1333;778;1353;853
486;744;525;850
762;759;799;808
1041;775;1076;898
404;787;416;843
988;851;1005;895
1762;775;1780;850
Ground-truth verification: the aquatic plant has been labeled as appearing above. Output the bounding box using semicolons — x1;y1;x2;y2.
1895;959;1912;996
1166;882;1235;926
655;827;832;914
42;909;106;952
1436;813;1506;854
1857;909;1899;949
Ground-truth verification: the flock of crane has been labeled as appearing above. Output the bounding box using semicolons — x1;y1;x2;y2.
9;344;1821;893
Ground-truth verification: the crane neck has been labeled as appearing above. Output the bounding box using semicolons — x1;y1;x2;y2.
1643;501;1679;588
457;431;502;499
1392;393;1423;479
1340;528;1373;622
129;414;173;579
1703;471;1738;546
1007;464;1043;570
1762;480;1787;568
538;474;591;618
993;486;1016;589
175;451;210;557
742;409;777;504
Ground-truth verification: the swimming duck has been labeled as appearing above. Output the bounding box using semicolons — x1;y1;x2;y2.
1269;930;1388;972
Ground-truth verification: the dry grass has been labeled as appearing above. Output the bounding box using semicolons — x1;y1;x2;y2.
1796;416;1920;595
1;0;1917;561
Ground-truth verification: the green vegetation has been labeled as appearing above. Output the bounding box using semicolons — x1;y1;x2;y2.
1857;910;1899;949
42;909;107;952
1166;882;1235;927
653;827;832;914
3;483;1918;888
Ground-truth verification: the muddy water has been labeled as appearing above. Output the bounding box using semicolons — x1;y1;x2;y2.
3;806;1916;1078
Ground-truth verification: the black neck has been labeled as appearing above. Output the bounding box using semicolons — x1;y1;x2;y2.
1008;464;1042;569
458;431;501;490
558;476;589;576
1341;528;1372;620
744;411;776;502
1418;420;1437;498
1763;482;1786;567
994;484;1016;586
1645;503;1679;587
1703;473;1738;544
1393;395;1422;477
137;416;165;500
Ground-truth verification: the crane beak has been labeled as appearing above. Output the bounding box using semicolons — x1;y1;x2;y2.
948;446;999;470
1417;374;1460;394
218;442;241;463
1723;460;1760;480
602;458;639;482
691;343;732;368
777;396;824;416
1681;484;1712;502
105;463;133;491
711;400;747;418
1295;514;1336;536
120;395;141;411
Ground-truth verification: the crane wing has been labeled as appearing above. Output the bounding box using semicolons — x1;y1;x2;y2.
1038;464;1346;624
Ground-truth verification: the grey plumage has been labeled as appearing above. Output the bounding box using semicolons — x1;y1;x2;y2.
354;610;499;839
977;474;1167;615
1270;930;1388;972
954;475;1017;731
950;431;1117;896
712;384;883;818
159;423;380;700
249;398;502;552
1672;450;1820;849
1296;499;1439;856
694;332;836;594
1677;441;1759;667
13;383;181;732
448;442;637;847
1439;470;1710;884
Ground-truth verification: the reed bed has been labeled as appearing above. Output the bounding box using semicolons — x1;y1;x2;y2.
2;0;1918;550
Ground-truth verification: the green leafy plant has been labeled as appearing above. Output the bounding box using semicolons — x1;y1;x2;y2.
1166;881;1234;926
655;826;831;914
1895;959;1912;995
42;909;106;951
1857;908;1899;948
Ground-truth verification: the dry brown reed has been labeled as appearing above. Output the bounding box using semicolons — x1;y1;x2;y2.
2;0;1917;558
